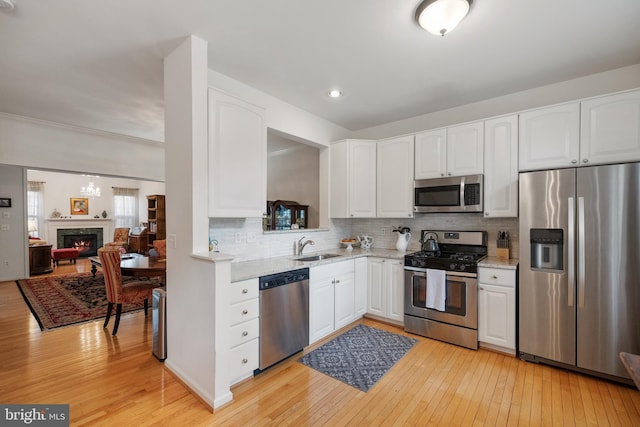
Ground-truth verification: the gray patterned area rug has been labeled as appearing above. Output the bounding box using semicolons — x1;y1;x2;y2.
298;324;418;392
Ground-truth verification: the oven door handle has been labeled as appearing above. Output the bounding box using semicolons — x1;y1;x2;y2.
403;267;477;279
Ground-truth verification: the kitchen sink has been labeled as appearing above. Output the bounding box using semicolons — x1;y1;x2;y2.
296;253;341;262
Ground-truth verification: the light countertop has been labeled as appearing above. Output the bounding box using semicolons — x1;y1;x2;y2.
478;256;519;270
231;248;406;282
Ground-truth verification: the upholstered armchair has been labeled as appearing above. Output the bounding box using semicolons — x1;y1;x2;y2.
98;247;158;335
104;227;130;252
148;239;166;257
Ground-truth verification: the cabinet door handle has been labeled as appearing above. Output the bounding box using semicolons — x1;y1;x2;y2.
582;158;589;163
242;289;248;294
242;358;248;364
492;275;498;279
242;331;248;337
242;309;248;315
571;159;578;164
335;279;340;284
479;287;484;291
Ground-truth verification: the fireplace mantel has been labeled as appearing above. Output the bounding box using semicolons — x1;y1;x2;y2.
46;219;113;249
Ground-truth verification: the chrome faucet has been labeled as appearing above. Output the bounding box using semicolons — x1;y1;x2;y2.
296;236;315;256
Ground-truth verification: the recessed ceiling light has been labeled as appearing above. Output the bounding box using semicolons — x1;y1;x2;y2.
327;90;343;99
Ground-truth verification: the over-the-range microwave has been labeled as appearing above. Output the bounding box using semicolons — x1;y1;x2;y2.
414;174;483;213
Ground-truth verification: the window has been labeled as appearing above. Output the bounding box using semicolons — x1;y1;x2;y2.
27;181;45;238
113;187;139;228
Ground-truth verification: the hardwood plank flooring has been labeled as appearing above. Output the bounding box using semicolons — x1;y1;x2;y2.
2;259;639;426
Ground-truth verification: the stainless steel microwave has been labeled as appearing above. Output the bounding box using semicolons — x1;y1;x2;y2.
414;174;483;213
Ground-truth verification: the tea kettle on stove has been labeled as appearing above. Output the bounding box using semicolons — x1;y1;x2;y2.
422;232;440;253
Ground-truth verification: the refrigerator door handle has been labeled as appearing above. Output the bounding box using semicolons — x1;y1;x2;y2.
577;196;586;308
567;197;575;307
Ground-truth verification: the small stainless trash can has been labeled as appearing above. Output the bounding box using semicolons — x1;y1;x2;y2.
152;288;167;361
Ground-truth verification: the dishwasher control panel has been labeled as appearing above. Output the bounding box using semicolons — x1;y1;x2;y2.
259;268;309;290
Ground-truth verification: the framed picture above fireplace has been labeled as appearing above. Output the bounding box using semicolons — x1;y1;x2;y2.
70;197;88;215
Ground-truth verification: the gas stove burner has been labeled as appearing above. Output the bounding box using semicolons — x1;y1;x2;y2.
448;253;478;261
419;251;440;258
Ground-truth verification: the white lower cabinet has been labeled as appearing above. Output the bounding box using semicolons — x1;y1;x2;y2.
227;278;259;385
366;258;404;324
309;260;355;344
354;257;368;317
478;267;516;354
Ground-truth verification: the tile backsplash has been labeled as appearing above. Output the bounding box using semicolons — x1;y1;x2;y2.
209;213;519;262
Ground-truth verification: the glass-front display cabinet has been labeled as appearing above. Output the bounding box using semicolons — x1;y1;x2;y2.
264;200;309;231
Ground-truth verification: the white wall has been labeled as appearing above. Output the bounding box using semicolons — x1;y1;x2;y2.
0;113;165;181
0;165;27;281
208;70;350;147
351;64;640;140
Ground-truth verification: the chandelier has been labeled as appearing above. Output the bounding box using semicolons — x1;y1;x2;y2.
80;182;101;197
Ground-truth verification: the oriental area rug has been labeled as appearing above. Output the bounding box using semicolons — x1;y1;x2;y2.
298;324;417;392
15;272;162;331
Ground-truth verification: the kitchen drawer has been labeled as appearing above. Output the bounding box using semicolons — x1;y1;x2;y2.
229;278;259;304
478;267;515;287
311;259;354;280
229;317;259;348
228;338;259;385
229;298;259;326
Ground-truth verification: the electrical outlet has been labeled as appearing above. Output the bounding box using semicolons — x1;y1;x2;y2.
235;232;244;244
2;260;8;266
381;227;386;235
0;224;9;231
167;233;177;249
247;232;256;243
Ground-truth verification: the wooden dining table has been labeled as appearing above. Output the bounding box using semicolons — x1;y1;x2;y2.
89;253;166;279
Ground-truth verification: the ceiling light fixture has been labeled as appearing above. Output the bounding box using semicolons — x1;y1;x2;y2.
0;0;16;11
327;90;343;99
80;182;101;198
415;0;472;36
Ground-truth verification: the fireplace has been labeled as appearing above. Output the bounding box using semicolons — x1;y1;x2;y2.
57;228;104;257
64;234;98;257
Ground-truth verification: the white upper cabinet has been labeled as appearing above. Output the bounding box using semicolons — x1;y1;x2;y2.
377;135;415;218
580;90;640;166
414;128;446;178
446;121;485;176
518;102;580;171
330;139;377;218
483;115;518;218
208;88;266;217
415;122;484;179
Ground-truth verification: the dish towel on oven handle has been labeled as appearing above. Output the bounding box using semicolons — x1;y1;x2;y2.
426;268;446;312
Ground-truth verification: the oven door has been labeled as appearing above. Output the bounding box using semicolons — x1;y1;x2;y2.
404;267;478;329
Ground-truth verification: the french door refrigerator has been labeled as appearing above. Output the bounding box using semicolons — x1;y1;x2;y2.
519;162;640;381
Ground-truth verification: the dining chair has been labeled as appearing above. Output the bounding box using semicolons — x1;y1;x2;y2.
98;247;158;335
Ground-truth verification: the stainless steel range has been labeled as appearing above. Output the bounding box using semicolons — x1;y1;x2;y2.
404;230;487;350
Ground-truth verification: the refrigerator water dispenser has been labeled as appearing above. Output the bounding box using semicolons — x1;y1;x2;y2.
530;228;563;271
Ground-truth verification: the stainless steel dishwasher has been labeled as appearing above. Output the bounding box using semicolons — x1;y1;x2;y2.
258;268;310;371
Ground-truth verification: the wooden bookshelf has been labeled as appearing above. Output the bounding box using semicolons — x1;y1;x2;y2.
147;195;166;252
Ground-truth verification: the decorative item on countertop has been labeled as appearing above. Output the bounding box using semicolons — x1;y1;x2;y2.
101;210;107;218
393;226;412;252
341;238;358;251
357;235;374;250
50;208;61;218
94;215;100;218
209;238;219;252
496;230;510;260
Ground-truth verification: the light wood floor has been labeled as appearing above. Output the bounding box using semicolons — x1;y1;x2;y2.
2;260;639;426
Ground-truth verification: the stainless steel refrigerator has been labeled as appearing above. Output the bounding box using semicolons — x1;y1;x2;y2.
519;162;640;381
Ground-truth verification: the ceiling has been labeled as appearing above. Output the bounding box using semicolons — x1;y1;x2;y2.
1;0;639;142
